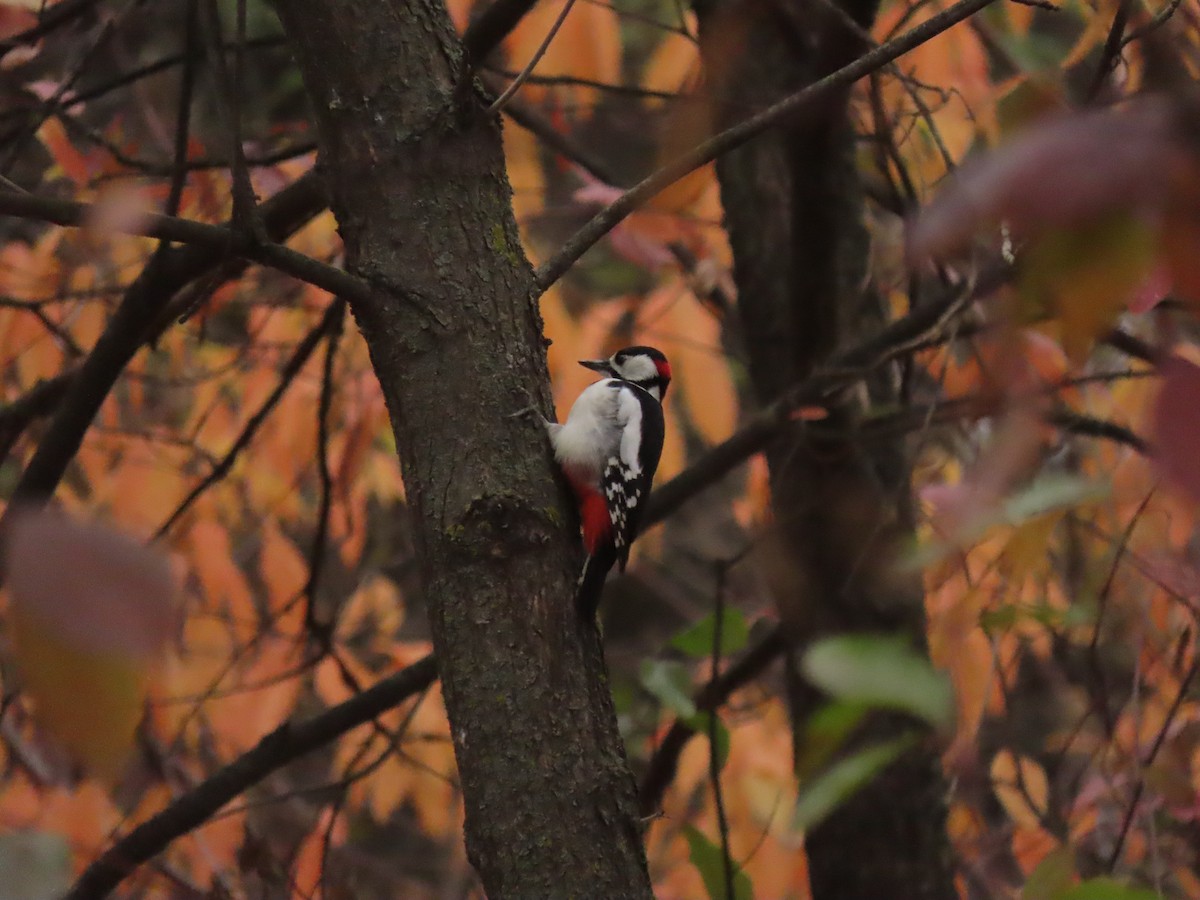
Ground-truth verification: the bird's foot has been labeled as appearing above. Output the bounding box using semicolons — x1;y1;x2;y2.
508;390;548;422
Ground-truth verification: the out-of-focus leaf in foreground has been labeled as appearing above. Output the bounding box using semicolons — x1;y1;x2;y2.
909;96;1200;314
670;607;749;658
792;734;915;832
912;472;1110;569
802;635;953;729
0;830;71;900
1056;878;1161;900
909;99;1183;261
640;658;697;718
3;508;180;780
682;824;754;900
1152;354;1200;505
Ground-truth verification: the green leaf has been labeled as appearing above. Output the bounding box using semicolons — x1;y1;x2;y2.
1003;474;1109;526
979;603;1022;633
0;831;71;899
682;711;731;771
639;659;696;718
795;700;869;779
1018;213;1156;361
682;824;754;900
671;608;750;658
1022;845;1075;900
802;635;953;729
792;735;914;831
904;474;1109;570
1055;878;1160;900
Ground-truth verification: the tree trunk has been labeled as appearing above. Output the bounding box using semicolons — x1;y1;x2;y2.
274;3;652;895
697;0;957;896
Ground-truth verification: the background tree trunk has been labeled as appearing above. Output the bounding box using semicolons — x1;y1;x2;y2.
697;0;957;895
274;3;653;895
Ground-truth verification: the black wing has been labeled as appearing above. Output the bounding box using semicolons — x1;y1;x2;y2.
601;383;665;571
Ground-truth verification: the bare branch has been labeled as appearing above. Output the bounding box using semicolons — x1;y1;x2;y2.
65;654;439;900
487;0;581;115
0;188;366;303
532;0;1001;291
154;299;348;538
0;0;102;55
1;172;330;514
644;272;986;529
639;628;788;815
164;0;199;220
1087;0;1133;101
462;0;541;62
305;304;347;644
0;373;75;462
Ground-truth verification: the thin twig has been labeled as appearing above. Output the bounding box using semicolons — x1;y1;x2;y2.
0;35;286;124
709;564;735;900
462;0;541;61
164;0;199;219
1120;0;1185;48
154;299;347;538
0;189;370;304
640;627;788;815
64;654;439;900
1087;0;1132;101
532;0;1001;291
199;0;263;238
487;0;581;115
0;172;330;518
0;0;102;54
303;303;347;646
54;110;313;177
1105;652;1200;870
0;0;131;176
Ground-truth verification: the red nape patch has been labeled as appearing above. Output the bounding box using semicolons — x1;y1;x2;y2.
579;491;611;554
656;359;672;379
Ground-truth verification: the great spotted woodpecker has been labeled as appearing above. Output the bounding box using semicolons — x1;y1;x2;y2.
546;346;670;619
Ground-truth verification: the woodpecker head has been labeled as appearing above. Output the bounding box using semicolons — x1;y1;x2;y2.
580;346;672;401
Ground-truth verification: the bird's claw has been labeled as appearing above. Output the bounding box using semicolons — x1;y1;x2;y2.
508;390;546;421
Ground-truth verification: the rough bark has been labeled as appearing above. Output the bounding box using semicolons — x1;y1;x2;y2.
697;0;956;895
273;3;652;896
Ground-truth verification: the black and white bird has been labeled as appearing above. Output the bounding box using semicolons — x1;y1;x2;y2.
545;346;670;619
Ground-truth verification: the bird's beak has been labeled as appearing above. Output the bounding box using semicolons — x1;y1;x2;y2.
578;358;613;375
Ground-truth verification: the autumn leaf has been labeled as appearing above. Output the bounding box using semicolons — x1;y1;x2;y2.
3;508;180;780
1151;354;1200;504
802;635;954;729
990;749;1049;829
909;100;1184;263
1016;211;1156;362
504;0;621;117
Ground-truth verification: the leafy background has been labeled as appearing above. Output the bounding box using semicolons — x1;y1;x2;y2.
0;0;1198;896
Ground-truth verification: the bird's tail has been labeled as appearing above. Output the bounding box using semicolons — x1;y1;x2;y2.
575;545;616;622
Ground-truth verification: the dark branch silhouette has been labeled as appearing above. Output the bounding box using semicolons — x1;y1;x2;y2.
65;654;439;899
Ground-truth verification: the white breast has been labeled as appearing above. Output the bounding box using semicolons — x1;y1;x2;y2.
547;379;625;480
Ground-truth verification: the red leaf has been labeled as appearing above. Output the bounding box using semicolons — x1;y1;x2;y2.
1129;267;1171;314
0;6;35;41
1152;355;1200;503
909;99;1181;263
3;508;181;778
5;508;180;656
